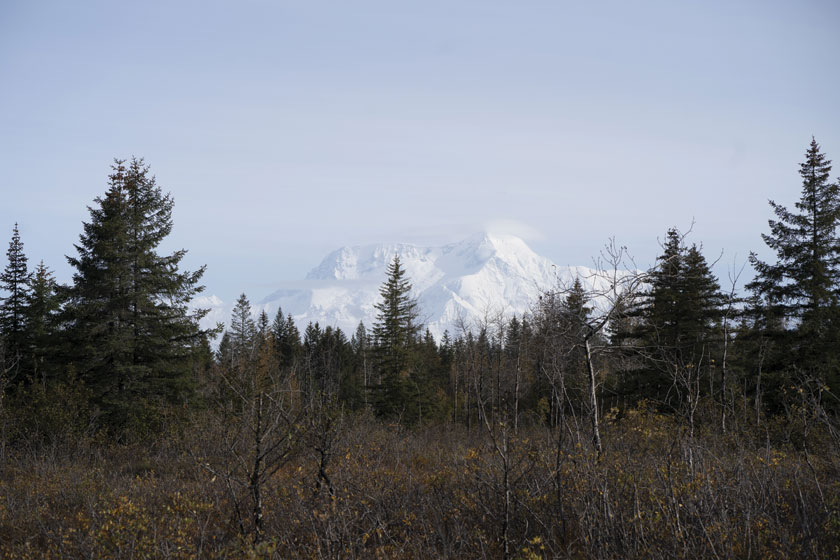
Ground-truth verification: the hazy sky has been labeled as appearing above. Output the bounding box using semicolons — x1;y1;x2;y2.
2;0;839;303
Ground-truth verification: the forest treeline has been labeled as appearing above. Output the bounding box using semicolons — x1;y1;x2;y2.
1;142;839;558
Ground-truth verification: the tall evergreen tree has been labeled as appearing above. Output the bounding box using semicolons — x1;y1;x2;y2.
372;255;420;378
257;310;269;336
681;244;725;357
228;293;257;368
351;321;372;406
216;331;234;369
645;228;685;352
22;261;62;379
563;278;592;330
271;307;302;369
0;223;31;366
371;255;421;419
621;229;723;408
747;138;840;387
562;277;594;382
65;158;211;431
255;310;270;352
351;321;370;359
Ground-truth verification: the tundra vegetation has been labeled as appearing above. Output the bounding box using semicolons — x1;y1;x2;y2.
1;145;839;558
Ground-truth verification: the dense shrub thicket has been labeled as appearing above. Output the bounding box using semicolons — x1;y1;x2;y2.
1;411;838;559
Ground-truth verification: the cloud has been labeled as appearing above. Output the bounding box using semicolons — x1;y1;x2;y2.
483;219;545;241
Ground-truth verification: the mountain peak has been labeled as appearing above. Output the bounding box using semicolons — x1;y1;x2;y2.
255;232;588;339
463;231;538;259
304;232;536;283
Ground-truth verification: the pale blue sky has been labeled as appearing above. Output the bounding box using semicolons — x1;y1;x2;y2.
2;0;839;301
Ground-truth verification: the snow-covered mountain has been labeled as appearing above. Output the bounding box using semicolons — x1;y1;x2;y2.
248;232;609;341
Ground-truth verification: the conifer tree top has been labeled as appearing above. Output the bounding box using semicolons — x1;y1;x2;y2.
373;255;421;378
1;223;31;349
749;138;840;316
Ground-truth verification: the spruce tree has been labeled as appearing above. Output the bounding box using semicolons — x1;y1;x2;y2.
351;321;371;406
65;158;211;432
372;255;421;419
271;307;287;360
351;321;369;357
216;331;234;369
562;277;593;384
0;223;31;367
681;244;724;357
646;228;685;352
614;229;683;403
563;278;592;329
373;255;420;377
271;307;302;369
22;261;62;379
748;138;840;387
228;293;257;368
257;310;269;336
623;229;723;408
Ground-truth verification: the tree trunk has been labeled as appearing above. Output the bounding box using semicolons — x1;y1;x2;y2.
502;436;511;560
721;331;728;433
755;343;765;425
514;356;520;434
250;394;264;543
584;337;602;454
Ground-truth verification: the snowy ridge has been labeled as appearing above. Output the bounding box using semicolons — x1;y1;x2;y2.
246;232;611;341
